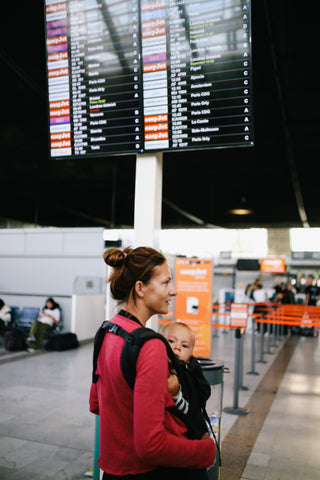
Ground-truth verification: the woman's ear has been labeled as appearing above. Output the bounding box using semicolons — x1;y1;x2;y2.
134;280;144;298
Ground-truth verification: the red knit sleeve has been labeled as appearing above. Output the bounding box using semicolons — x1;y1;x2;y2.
89;381;99;415
133;339;216;469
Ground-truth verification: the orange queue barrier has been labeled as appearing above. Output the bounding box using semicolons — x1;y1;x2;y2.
273;310;320;317
212;324;238;329
267;304;320;313
265;314;320;321
158;319;171;325
272;310;320;319
257;319;320;327
212;311;231;329
159;303;320;328
266;305;320;321
275;304;320;310
258;308;320;327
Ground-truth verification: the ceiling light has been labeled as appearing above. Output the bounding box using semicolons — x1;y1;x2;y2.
229;196;254;215
229;208;254;215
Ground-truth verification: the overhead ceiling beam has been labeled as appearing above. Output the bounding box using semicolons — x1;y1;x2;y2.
163;198;220;228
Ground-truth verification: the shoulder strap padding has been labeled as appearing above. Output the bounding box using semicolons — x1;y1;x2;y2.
92;321;182;388
120;326;182;389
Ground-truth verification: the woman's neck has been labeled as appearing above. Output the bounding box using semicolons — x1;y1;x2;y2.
123;301;150;326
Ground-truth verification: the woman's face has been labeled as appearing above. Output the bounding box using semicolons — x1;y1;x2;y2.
140;262;176;316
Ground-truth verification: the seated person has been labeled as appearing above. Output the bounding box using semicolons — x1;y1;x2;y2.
0;299;12;334
27;297;60;352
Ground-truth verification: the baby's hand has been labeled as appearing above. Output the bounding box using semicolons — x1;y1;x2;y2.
167;374;180;396
201;432;210;439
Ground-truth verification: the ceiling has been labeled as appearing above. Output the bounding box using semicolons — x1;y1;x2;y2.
1;1;319;230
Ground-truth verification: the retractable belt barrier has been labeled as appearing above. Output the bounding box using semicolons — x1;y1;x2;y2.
157;303;319;419
258;304;320;328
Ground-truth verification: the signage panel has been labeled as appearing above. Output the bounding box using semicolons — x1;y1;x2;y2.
260;258;285;273
174;257;213;358
230;303;248;329
45;0;253;158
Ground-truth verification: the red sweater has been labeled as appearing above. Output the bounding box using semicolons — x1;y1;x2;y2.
89;313;215;475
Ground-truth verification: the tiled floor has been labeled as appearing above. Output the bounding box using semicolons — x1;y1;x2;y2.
240;334;320;480
0;340;95;480
0;328;319;479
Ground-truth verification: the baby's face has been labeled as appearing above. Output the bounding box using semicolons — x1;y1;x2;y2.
166;326;193;363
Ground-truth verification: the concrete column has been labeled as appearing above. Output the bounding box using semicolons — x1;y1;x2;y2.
134;152;163;330
267;228;291;256
134;152;163;250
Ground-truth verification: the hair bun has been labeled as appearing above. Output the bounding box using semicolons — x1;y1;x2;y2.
103;248;127;268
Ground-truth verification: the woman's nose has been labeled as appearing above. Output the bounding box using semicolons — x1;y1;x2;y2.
170;284;177;296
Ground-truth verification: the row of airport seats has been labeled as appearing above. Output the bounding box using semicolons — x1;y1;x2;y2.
9;306;63;337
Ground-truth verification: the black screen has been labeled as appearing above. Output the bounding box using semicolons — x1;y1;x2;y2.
45;0;253;158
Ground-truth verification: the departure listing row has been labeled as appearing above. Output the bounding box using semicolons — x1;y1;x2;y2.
45;0;253;158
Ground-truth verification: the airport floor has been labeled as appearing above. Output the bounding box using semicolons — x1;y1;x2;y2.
0;326;319;480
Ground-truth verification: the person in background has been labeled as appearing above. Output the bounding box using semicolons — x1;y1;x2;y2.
252;280;267;333
252;280;267;303
275;283;295;305
286;283;296;304
0;299;12;334
304;276;320;336
244;283;255;303
304;276;320;306
89;246;216;480
27;297;61;352
274;283;295;334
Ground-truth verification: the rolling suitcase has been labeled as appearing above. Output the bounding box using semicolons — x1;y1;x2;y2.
5;328;27;351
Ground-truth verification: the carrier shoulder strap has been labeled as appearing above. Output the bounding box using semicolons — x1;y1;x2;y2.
92;321;181;389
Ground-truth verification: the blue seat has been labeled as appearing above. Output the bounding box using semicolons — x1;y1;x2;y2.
16;307;40;330
10;306;20;325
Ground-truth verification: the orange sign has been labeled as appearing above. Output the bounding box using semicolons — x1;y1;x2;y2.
260;258;285;273
174;257;213;358
230;303;248;329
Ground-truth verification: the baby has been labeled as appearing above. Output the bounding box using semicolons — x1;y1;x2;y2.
161;322;211;440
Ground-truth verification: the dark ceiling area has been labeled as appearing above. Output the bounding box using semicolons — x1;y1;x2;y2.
1;1;319;230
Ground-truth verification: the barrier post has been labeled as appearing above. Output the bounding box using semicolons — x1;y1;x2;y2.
257;313;266;364
276;322;280;342
93;415;100;480
266;318;273;354
247;315;259;375
223;328;249;415
223;308;229;334
239;331;248;390
272;319;277;348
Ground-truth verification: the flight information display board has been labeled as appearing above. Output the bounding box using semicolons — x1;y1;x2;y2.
45;0;253;158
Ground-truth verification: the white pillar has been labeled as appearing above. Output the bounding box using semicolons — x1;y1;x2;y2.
134;152;163;250
134;152;163;330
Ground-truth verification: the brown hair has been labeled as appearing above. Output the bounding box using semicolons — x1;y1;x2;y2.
103;246;166;302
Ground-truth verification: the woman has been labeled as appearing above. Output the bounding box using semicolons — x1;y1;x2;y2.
89;247;215;479
27;297;60;351
0;299;12;333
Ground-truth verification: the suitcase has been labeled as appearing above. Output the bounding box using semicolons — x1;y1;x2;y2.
5;328;27;351
45;332;79;351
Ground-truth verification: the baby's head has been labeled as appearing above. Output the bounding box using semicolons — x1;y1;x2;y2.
161;322;195;363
